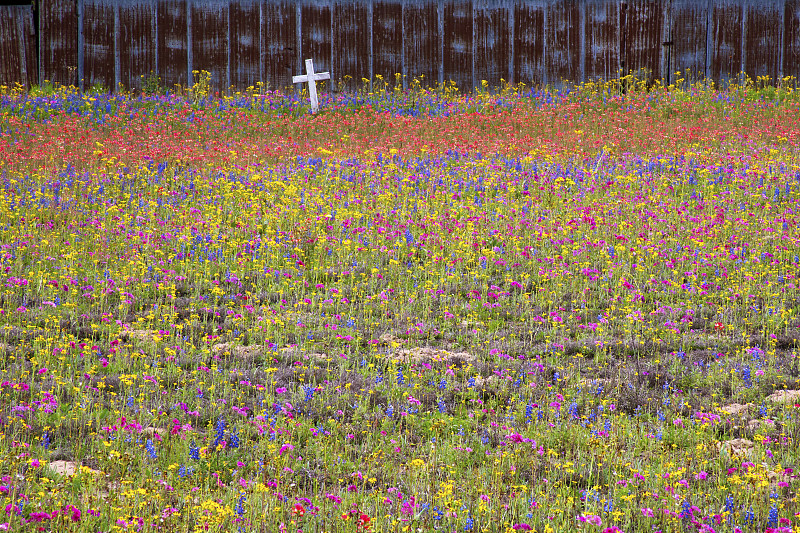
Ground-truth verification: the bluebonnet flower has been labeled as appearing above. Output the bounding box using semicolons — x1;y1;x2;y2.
438;397;447;414
742;365;752;388
145;439;157;459
228;428;240;449
235;494;247;518
189;441;200;460
213;417;226;449
767;504;779;526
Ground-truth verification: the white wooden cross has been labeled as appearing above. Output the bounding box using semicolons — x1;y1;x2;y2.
292;58;330;114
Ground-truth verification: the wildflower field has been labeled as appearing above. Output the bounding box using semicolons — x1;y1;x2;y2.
1;76;800;533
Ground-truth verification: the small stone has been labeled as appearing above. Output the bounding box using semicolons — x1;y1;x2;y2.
746;419;776;431
48;460;101;477
765;389;800;404
719;438;755;458
720;403;752;416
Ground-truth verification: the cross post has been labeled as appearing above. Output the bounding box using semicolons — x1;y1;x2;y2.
292;58;331;114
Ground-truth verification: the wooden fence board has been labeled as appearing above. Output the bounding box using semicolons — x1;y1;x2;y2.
670;0;708;82
786;0;800;79
710;0;743;83
0;6;36;88
301;1;332;85
623;0;668;81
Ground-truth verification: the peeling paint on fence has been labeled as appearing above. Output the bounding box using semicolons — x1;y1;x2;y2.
2;0;798;93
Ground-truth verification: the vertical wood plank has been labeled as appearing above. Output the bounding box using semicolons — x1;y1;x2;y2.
230;0;260;89
443;0;473;92
514;0;545;86
334;0;370;90
474;0;510;88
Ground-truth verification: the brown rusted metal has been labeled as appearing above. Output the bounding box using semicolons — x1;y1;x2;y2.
584;0;620;81
473;0;510;87
546;0;581;85
710;0;743;84
18;0;800;94
670;0;709;83
786;0;800;80
372;1;402;82
262;2;296;92
443;0;473;92
157;0;188;89
301;1;332;90
514;0;545;86
0;6;37;88
623;0;667;82
191;0;229;90
229;0;260;89
82;0;116;91
119;0;158;92
39;0;78;87
333;1;370;91
404;1;440;87
745;0;782;82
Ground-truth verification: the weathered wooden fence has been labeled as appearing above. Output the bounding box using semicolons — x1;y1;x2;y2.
1;0;799;93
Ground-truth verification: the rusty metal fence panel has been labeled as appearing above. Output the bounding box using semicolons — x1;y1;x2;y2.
120;0;158;92
371;1;402;82
39;0;78;87
1;0;798;93
0;6;36;89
